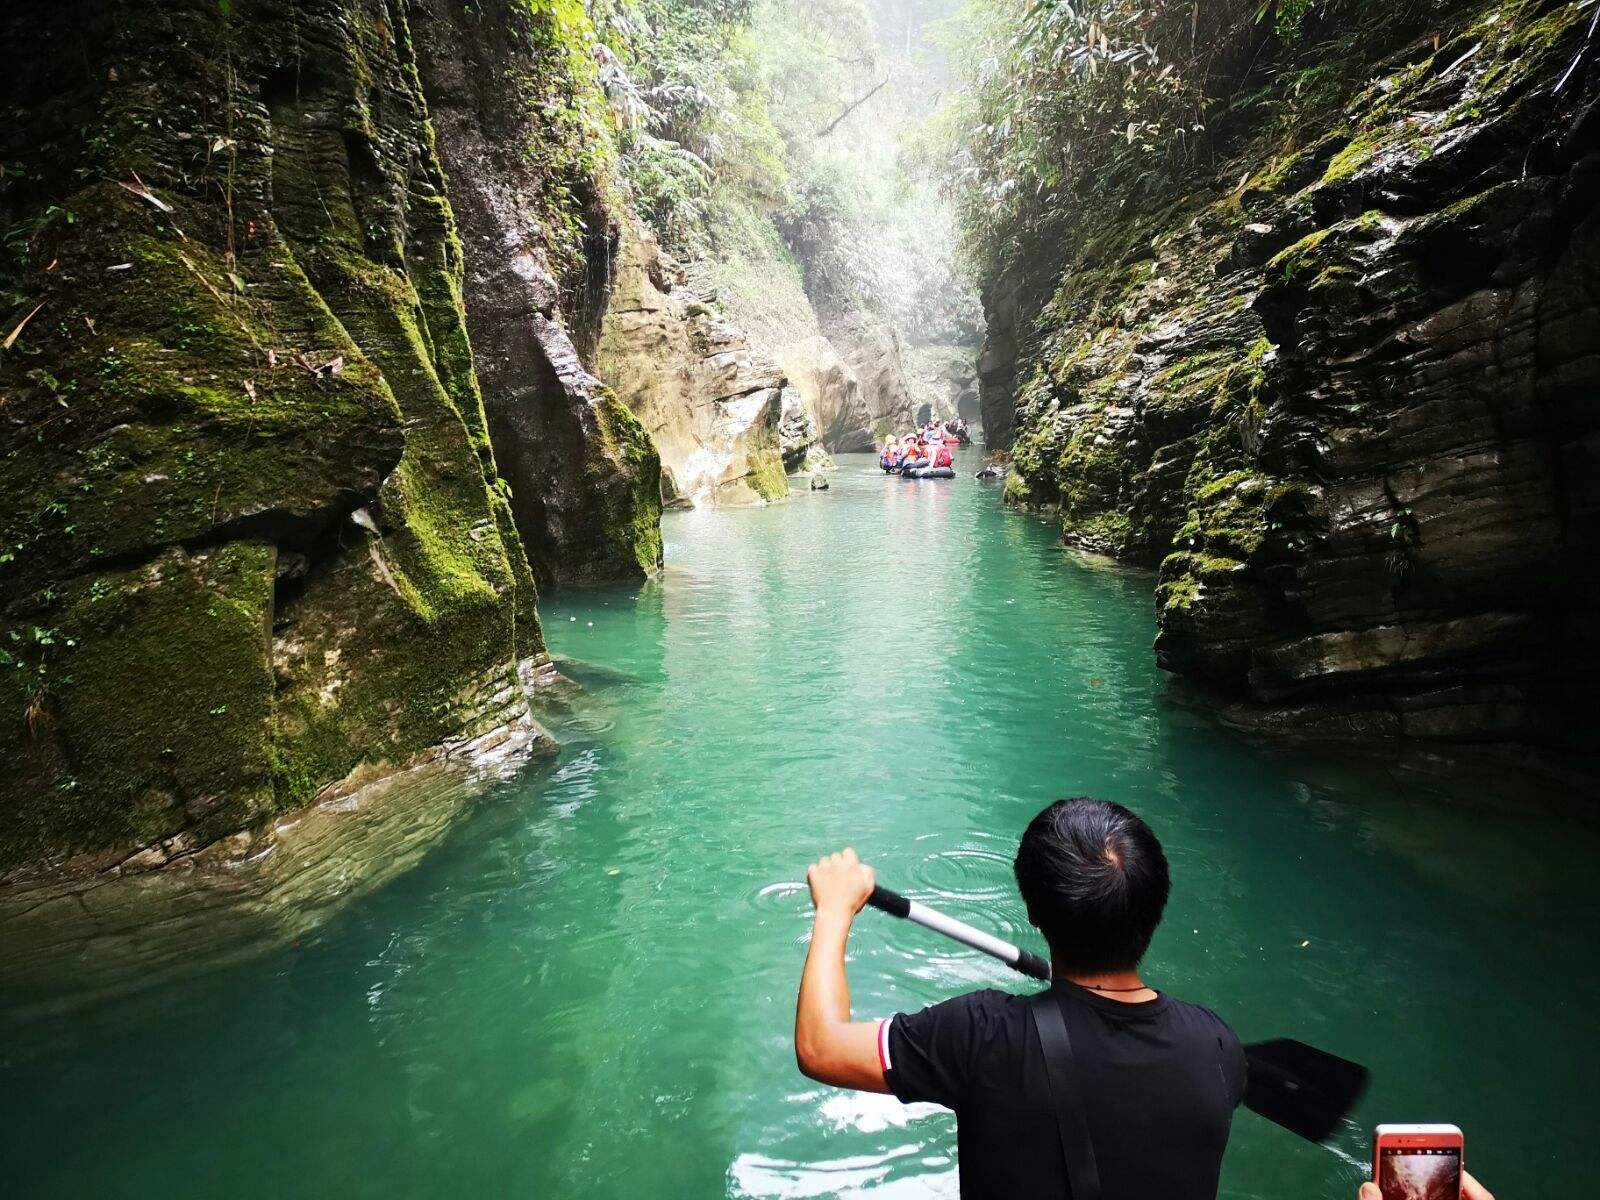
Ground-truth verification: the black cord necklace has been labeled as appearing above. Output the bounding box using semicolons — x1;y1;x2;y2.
1076;981;1153;993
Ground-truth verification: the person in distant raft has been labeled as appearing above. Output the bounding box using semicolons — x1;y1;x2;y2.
794;798;1247;1200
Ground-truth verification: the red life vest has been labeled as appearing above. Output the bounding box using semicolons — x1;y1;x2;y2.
933;444;954;468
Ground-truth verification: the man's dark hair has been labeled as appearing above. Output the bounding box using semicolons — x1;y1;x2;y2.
1013;797;1171;973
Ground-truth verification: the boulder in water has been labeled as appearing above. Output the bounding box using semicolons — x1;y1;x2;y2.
809;474;830;491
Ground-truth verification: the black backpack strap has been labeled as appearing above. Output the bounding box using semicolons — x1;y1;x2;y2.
1029;990;1102;1200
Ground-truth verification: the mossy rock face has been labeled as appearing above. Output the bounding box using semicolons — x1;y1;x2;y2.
0;0;554;873
0;186;407;602
409;0;666;585
0;544;277;873
592;388;666;573
984;0;1600;749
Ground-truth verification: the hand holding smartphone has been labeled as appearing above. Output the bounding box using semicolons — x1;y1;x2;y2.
1370;1125;1482;1200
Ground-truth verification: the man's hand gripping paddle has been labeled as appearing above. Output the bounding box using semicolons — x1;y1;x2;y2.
866;884;1368;1144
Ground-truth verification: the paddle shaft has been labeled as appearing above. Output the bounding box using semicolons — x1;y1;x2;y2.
867;885;1052;981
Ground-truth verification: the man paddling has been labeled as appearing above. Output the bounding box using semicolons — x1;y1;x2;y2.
795;797;1245;1199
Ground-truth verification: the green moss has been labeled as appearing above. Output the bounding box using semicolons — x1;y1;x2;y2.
985;0;1588;683
0;188;407;601
1155;550;1247;614
0;544;277;871
1318;126;1390;186
1001;469;1034;507
746;448;790;503
482;0;620;291
1064;508;1131;548
1053;411;1136;542
1442;179;1521;223
1310;264;1358;289
1178;470;1272;557
1243;148;1305;199
1156;573;1201;612
592;390;665;574
1466;0;1587;99
1268;226;1335;276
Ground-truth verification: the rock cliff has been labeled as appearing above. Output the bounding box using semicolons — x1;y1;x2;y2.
0;0;652;971
411;0;662;583
596;225;792;506
906;342;981;427
825;315;921;439
681;200;896;456
991;0;1599;750
777;335;875;452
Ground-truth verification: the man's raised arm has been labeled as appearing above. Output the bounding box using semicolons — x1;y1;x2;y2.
794;848;891;1093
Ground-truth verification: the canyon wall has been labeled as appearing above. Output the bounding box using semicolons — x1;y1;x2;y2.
411;0;662;583
0;0;653;972
596;224;793;506
989;0;1599;749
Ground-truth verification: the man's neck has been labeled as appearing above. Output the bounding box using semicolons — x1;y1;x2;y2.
1055;966;1155;1003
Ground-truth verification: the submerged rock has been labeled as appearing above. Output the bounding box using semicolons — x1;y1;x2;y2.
0;696;557;1021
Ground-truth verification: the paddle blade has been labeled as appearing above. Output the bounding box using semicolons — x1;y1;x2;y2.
1243;1039;1368;1144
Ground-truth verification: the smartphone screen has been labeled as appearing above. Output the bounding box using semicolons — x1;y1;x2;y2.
1378;1145;1461;1200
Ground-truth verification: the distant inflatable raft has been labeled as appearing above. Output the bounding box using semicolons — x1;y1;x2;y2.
904;466;955;479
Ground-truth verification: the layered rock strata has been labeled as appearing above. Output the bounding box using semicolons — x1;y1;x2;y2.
993;0;1600;749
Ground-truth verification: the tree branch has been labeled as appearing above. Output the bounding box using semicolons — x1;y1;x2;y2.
815;78;889;138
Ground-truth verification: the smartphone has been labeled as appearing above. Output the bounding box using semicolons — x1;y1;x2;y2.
1374;1124;1464;1200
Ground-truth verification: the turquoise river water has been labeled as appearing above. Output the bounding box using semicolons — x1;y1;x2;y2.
3;448;1596;1197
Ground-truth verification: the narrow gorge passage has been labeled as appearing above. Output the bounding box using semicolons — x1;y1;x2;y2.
3;451;1595;1198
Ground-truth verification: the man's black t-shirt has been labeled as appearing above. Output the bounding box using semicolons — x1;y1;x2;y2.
883;981;1246;1200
